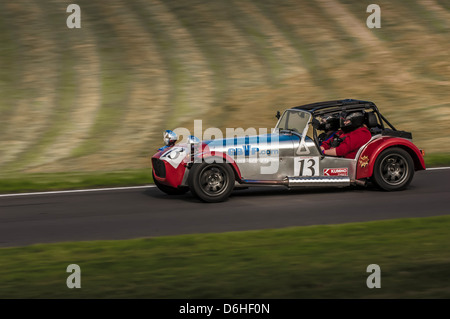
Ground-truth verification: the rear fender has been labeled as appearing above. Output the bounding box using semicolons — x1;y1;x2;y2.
356;137;425;179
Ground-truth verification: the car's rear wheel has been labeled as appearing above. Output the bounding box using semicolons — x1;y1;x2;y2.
152;171;189;195
188;162;235;202
372;147;414;191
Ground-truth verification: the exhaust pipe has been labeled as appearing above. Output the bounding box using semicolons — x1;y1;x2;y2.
288;176;350;187
240;176;352;187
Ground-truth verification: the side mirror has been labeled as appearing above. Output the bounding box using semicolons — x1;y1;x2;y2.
275;111;280;120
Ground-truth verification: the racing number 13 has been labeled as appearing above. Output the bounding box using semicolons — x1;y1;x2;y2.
295;157;319;176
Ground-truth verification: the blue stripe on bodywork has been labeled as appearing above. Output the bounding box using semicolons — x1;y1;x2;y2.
204;133;298;147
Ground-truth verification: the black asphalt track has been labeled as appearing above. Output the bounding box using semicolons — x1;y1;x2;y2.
0;169;448;247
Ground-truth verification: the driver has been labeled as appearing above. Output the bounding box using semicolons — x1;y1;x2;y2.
317;114;340;146
320;111;371;159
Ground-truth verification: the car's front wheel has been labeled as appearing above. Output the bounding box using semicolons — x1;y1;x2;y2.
372;147;414;191
188;162;235;202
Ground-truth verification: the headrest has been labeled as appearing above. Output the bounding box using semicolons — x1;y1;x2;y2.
366;112;378;128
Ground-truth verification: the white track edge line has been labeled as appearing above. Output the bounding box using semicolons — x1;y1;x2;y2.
0;185;156;198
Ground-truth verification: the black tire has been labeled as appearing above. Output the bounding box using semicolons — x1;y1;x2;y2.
372;147;414;191
188;161;235;203
152;172;189;195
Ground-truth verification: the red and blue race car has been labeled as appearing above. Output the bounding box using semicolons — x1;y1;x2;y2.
151;99;425;202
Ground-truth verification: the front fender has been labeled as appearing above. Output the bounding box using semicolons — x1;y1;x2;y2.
152;145;189;188
194;151;243;181
356;137;425;179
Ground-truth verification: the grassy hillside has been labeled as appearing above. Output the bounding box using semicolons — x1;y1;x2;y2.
0;0;449;174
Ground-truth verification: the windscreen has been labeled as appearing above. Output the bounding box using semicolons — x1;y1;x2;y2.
276;110;311;134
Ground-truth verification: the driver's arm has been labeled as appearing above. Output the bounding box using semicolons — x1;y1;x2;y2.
321;139;332;151
322;148;337;156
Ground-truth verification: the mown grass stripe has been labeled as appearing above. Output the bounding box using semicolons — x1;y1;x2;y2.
150;0;214;125
0;1;59;168
2;54;76;172
167;0;274;127
304;0;366;57
215;0;277;86
314;0;440;107
436;0;450;11
2;2;106;172
406;0;448;33
67;1;133;159
21;0;104;171
252;0;337;96
0;2;22;126
189;0;288;126
80;0;172;165
1;0;96;172
126;0;193;131
162;1;230;128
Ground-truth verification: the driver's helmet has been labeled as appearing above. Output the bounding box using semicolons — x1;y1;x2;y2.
319;114;340;132
340;111;365;133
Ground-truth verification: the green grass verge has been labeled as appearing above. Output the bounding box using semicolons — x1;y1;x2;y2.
424;153;450;168
0;215;449;298
0;169;153;193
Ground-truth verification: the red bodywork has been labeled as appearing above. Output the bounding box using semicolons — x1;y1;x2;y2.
152;143;243;188
152;147;187;188
356;136;425;180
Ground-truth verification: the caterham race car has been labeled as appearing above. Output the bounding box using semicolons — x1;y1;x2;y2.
151;99;425;202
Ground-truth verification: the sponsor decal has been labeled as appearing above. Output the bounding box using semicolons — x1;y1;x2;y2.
160;147;187;169
323;168;348;176
359;155;370;168
227;144;279;156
